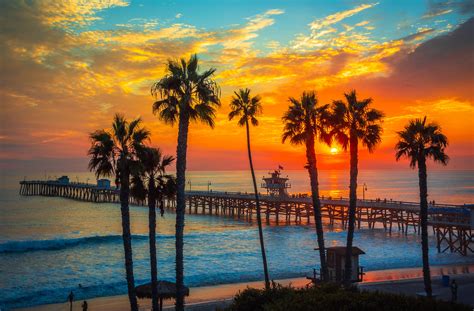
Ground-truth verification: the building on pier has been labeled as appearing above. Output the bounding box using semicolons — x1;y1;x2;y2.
57;176;69;184
97;179;111;188
261;167;291;197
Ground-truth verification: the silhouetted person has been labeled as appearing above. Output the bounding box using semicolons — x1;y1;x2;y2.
67;291;74;311
160;201;165;217
451;279;458;302
82;300;88;311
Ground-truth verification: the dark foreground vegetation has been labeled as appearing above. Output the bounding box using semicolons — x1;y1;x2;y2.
225;283;469;311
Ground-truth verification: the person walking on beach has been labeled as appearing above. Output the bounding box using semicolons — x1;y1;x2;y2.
67;291;74;311
451;279;458;302
82;300;88;311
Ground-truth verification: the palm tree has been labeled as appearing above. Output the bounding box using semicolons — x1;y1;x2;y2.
395;117;448;297
88;114;150;311
151;54;220;310
228;88;270;289
132;147;175;311
329;90;384;286
282;91;331;282
162;175;177;210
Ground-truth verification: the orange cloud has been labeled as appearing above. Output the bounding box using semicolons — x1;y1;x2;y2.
309;3;378;30
0;2;472;172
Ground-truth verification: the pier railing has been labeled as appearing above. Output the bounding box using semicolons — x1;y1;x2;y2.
20;180;119;191
185;190;469;211
19;180;120;203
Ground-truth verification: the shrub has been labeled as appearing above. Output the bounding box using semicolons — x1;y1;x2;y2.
226;283;470;311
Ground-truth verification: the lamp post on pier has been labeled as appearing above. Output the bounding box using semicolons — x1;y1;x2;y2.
362;183;368;200
207;181;212;192
187;180;192;192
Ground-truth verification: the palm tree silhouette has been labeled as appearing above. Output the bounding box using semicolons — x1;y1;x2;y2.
151;54;220;310
229;88;270;289
131;147;175;311
282;91;331;281
395;116;448;297
162;175;178;210
88;114;150;311
329;90;383;286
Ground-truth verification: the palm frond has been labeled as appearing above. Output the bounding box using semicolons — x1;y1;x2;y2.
152;54;220;128
228;109;242;121
282;91;328;147
88;130;115;178
329;91;383;152
88;114;151;184
229;88;262;128
193;103;217;128
112;113;127;145
130;173;147;201
395;117;449;168
127;117;142;138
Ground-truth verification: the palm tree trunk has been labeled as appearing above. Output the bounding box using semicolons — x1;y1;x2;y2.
119;162;138;311
305;133;328;282
344;134;358;287
418;156;432;297
148;178;159;311
175;112;190;311
246;120;270;289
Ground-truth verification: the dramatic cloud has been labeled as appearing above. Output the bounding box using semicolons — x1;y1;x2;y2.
359;17;474;102
309;3;378;30
0;1;472;171
424;0;474;18
293;3;378;50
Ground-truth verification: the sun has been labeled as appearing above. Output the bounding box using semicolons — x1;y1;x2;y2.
330;147;338;155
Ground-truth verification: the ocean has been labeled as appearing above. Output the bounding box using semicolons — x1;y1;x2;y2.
0;169;473;309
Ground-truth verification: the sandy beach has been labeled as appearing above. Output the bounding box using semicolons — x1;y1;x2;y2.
18;263;474;310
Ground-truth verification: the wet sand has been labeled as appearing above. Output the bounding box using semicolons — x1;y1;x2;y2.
19;263;474;310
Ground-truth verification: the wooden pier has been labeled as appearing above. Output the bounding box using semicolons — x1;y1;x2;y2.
184;191;473;255
20;180;135;205
19;180;473;256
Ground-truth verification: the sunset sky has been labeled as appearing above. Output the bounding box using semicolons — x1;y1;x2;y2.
1;0;473;172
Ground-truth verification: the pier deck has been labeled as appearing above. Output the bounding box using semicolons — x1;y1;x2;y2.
19;180;473;255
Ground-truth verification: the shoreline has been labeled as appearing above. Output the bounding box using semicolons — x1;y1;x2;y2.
17;263;474;311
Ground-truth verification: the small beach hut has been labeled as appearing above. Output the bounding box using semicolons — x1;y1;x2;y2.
326;246;365;282
135;280;190;311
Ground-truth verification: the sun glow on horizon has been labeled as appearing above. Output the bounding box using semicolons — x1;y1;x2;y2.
330;147;339;155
